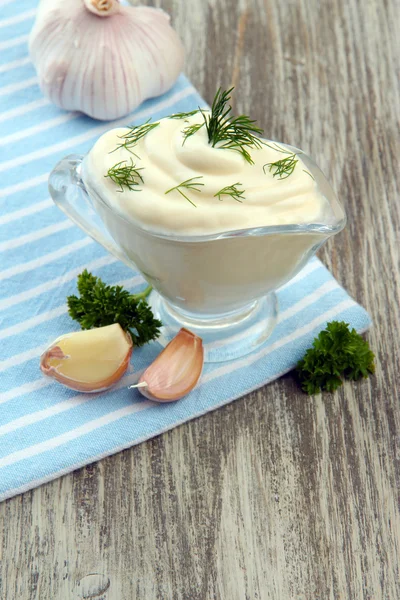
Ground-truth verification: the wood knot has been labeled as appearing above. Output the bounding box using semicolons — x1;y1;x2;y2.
76;573;111;598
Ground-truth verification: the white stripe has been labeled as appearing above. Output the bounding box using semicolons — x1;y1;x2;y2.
0;274;143;341
0;237;92;282
0;56;30;74
0;8;36;27
0;33;29;51
0;86;196;174
0;198;52;226
0;220;73;252
278;279;338;321
0;369;141;433
0;0;21;8
0;172;48;199
0;397;91;437
0;378;50;404
117;276;145;289
0;98;49;125
0;345;43;373
0;112;78;147
0;399;153;469
0;76;38;97
202;298;355;384
279;258;321;289
0;254;117;312
0;305;67;342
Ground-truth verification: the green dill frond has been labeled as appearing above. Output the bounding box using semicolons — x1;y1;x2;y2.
262;141;292;155
165;176;204;208
182;122;205;145
105;158;144;192
180;88;264;164
214;182;245;203
113;119;160;154
169;110;200;119
263;153;299;179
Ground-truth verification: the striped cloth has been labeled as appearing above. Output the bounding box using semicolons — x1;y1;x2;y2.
0;1;371;502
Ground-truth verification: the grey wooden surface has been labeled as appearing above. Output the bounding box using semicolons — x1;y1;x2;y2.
1;0;399;598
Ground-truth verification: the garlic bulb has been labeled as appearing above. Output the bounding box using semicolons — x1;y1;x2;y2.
40;323;133;392
131;328;204;402
29;0;184;121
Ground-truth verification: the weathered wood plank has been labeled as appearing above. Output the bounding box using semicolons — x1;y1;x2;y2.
1;0;399;598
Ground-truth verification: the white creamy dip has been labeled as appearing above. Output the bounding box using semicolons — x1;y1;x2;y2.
86;112;328;236
81;112;340;318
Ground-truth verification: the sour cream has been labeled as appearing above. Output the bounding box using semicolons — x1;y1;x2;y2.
86;112;328;236
80;112;341;319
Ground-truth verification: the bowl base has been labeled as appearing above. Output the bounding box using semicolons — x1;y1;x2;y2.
149;293;279;363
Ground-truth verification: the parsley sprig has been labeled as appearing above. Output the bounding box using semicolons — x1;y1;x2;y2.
297;321;375;395
67;271;161;347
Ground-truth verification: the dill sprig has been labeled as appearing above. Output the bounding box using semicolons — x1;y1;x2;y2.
262;141;292;155
182;122;204;145
169;110;200;120
263;153;299;180
303;169;315;180
214;182;245;203
204;88;264;163
263;143;315;181
105;158;144;192
113;119;160;154
182;87;264;164
165;176;204;208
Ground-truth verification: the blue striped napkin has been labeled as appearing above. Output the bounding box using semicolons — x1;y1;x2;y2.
0;1;371;502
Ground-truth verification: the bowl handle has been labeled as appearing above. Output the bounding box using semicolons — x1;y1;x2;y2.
48;154;136;269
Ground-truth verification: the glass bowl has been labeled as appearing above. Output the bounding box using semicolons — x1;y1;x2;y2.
49;146;346;362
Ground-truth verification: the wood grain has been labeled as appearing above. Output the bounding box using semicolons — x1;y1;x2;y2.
1;0;399;598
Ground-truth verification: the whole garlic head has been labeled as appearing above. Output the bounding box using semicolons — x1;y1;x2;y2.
29;0;185;120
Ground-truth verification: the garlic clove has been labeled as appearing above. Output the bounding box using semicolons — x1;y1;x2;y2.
132;328;204;402
40;323;133;393
29;0;185;121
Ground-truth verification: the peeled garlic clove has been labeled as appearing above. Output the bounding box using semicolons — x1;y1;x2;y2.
134;328;204;402
29;0;184;121
40;323;133;393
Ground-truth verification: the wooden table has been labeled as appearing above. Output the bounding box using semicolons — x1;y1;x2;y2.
1;0;399;598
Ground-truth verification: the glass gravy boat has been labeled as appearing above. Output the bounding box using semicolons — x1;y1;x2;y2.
49;146;346;362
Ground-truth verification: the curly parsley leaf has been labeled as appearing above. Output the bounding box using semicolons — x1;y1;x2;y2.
67;270;161;347
297;321;375;395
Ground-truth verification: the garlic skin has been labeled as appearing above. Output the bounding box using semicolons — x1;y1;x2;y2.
133;328;204;402
29;0;184;121
40;323;133;392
